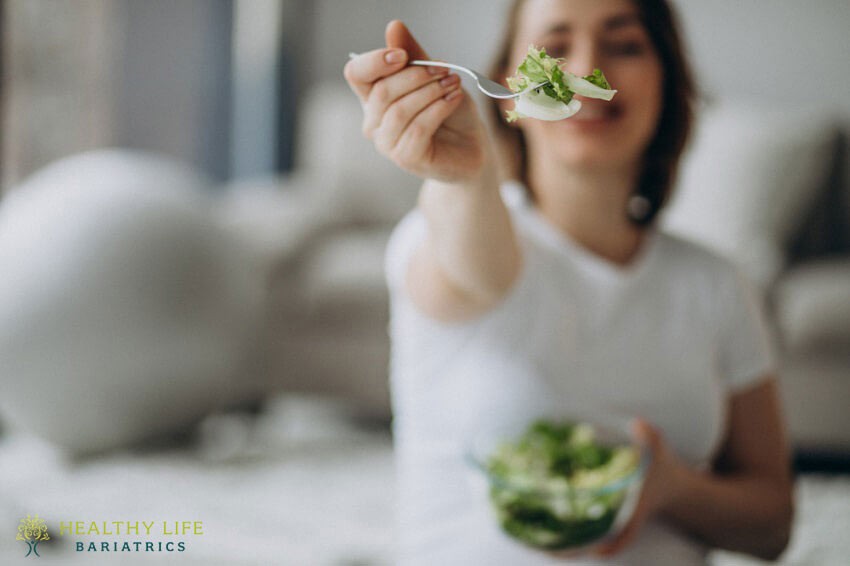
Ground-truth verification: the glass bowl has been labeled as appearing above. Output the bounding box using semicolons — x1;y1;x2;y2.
465;418;651;552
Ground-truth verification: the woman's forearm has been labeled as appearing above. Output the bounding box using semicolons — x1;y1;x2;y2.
664;465;794;561
416;161;521;307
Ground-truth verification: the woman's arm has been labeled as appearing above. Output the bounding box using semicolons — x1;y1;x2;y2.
409;173;520;322
662;377;794;560
595;377;794;561
344;21;521;323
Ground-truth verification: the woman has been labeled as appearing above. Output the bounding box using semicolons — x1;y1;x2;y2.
344;1;793;564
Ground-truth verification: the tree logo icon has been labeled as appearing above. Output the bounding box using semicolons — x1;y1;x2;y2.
16;514;50;557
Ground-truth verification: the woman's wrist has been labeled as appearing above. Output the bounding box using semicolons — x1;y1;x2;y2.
658;456;692;517
431;143;499;191
421;155;500;207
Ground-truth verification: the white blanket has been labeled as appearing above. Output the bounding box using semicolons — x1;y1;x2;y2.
1;395;847;565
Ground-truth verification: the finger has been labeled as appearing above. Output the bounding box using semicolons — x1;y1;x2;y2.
392;87;464;167
594;480;653;557
595;522;638;557
343;47;408;101
385;20;429;60
631;418;660;448
594;502;649;556
362;65;449;139
373;75;462;157
629;418;662;468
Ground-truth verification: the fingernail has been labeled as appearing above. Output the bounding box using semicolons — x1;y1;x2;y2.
444;88;462;101
427;65;446;76
384;49;406;64
439;74;459;88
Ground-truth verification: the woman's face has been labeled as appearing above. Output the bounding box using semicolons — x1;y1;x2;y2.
508;0;664;172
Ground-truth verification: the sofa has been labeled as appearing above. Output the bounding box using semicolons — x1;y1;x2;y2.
255;82;850;455
0;81;846;457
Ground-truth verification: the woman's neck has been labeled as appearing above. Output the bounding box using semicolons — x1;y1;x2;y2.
527;158;646;266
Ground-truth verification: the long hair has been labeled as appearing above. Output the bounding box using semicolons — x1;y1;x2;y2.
487;0;696;226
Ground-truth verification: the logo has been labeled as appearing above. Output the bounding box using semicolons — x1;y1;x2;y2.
16;514;50;557
13;515;204;557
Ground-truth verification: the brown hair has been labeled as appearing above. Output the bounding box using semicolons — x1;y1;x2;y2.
487;0;695;226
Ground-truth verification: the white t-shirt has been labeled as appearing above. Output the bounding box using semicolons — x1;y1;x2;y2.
385;182;774;566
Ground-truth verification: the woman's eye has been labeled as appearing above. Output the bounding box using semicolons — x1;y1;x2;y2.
604;42;645;56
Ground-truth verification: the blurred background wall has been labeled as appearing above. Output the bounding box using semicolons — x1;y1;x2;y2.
1;0;848;447
4;0;848;188
1;0;232;188
2;0;119;188
312;0;850;110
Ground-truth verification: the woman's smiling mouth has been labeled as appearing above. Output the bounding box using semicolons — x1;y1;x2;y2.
564;100;623;126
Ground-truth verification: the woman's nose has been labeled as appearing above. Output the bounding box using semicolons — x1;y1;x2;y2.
564;41;600;77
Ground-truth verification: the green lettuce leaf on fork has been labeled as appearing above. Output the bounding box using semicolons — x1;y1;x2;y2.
505;45;616;122
582;68;612;90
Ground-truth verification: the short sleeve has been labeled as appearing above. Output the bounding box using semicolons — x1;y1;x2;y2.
716;264;777;392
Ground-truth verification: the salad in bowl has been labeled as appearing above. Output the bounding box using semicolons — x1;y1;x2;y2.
466;418;649;551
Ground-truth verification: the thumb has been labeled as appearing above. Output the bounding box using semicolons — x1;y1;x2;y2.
630;418;661;450
385;20;430;61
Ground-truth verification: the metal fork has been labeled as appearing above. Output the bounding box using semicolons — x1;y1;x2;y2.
347;52;546;99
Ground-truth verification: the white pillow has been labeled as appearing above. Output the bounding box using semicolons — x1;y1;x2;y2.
296;81;421;226
0;150;265;452
661;102;837;288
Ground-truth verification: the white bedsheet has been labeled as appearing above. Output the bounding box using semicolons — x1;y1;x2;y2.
1;395;847;566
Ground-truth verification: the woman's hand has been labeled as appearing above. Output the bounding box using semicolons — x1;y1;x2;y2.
541;418;685;560
343;20;489;184
345;21;517;323
591;419;685;557
551;381;793;561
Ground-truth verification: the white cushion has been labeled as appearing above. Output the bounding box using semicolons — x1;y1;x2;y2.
661;102;837;288
775;259;850;352
215;172;333;267
297;82;421;225
0;150;265;452
301;228;390;318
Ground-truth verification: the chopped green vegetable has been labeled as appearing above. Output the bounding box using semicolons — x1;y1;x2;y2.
513;46;576;105
583;68;612;90
485;419;639;550
505;109;523;122
505;45;617;122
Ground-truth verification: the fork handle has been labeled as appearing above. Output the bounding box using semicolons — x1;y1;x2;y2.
409;60;478;81
348;52;477;79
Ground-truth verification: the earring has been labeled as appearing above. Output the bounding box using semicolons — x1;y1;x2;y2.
627;194;652;223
